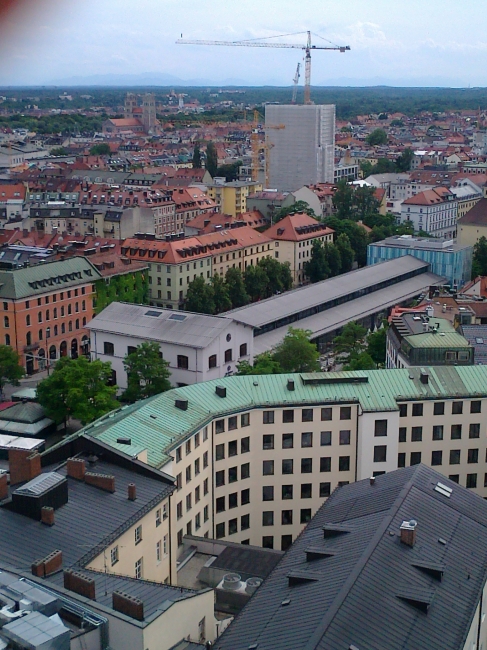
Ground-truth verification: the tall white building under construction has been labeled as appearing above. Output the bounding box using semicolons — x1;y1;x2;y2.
266;104;335;191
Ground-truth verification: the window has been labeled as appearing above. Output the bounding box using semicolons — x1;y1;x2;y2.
135;558;143;579
468;449;479;464
4;334;9;346
104;341;114;356
263;411;274;424
241;488;250;504
374;445;387;463
301;432;313;448
428;450;442;466
177;529;183;547
339;456;350;472
228;441;237;457
215;419;225;434
282;459;294;475
263;511;274;526
451;424;462;440
216;470;225;487
262;536;274;549
320;457;331;472
176;501;183;519
37;312;42;323
471;400;482;414
319;432;332;448
216;496;225;513
320;482;331;497
433;425;444;441
450;449;461;465
195;485;201;503
135;525;142;545
186;493;192;512
339;430;351;445
300;509;312;524
452;401;463;415
410;451;421;465
398;452;406;468
374;420;387;436
399;404;407;417
412;403;423;417
110;546;119;566
228;416;237;430
281;534;293;551
228;518;238;535
434;402;445;415
229;466;238;483
302;408;313;422
177;355;189;369
466;473;477;489
282;433;294;449
26;314;30;326
203;451;208;468
240;436;250;454
411;426;422;442
340;406;351;420
263;486;274;501
185;439;191;455
208;354;217;369
469;423;480;439
241;463;250;479
216;523;225;539
216;443;225;461
156;509;161;527
186;465;191;483
263;460;274;475
283;410;294;423
301;458;312;473
176;473;182;490
203;427;208;441
241;514;250;530
224;348;232;362
282;484;293;500
301;483;312;499
241;413;250;427
228;492;238;509
156;540;162;562
282;510;293;525
263;434;274;450
321;407;332;421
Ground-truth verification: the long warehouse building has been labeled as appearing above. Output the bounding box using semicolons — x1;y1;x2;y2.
224;255;444;354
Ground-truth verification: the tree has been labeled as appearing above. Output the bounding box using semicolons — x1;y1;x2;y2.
192;144;202;168
37;357;117;429
304;240;330;283
395;147;414;172
216;160;242;182
225;268;249;308
372;158;397;174
472;236;487;278
258;257;292;297
367;327;387;367
211;274;232;313
205;141;218;177
353;185;380;222
122;342;171;403
325;242;342;277
272;200;317;223
89;143;111;156
335;233;354;272
237;352;282;375
333;322;367;362
360;160;374;179
244;265;268;302
50;146;68;156
185;276;215;314
332;180;355;220
272;327;321;373
344;351;376;370
0;346;23;393
366;128;388;146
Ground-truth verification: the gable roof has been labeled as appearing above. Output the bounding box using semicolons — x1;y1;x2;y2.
265;213;334;242
458;198;487;226
215;464;487;650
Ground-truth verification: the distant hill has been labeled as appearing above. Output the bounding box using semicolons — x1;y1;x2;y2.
50;72;249;87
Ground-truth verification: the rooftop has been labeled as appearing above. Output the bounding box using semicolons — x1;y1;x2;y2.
370;235;471;252
458;197;487;226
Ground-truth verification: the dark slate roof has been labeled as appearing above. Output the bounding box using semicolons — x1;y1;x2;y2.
458;197;487;225
461;324;487;364
214;465;487;650
212;545;283;581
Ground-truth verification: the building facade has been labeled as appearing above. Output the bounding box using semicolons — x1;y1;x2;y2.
401;187;458;239
206;180;263;217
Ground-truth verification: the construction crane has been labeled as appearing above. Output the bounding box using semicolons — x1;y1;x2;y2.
177;31;350;105
291;62;301;104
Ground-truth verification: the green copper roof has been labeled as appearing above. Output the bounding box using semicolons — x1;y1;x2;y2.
405;331;471;349
75;366;487;470
0;257;102;299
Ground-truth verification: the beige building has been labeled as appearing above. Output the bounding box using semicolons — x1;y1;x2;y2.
206;180;263;217
458;197;487;247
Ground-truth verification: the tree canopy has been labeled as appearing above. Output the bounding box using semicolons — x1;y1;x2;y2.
0;346;23;392
205;141;218;177
366;128;388;146
89;143;111;156
122;342;171;403
192;144;202;169
185;276;216;314
472;236;487;278
272;200;317;223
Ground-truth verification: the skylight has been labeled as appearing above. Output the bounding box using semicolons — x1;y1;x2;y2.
168;313;187;321
144;310;162;318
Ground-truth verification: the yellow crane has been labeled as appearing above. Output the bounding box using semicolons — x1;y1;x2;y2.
177;31;350;105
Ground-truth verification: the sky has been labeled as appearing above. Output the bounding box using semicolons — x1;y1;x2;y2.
0;0;487;87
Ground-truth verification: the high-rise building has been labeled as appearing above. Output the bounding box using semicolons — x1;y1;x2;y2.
142;93;156;133
265;104;335;191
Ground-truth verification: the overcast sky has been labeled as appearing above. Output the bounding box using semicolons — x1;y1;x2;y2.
1;0;486;87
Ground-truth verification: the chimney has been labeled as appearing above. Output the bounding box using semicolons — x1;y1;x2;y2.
128;483;136;501
400;519;417;547
215;385;226;398
67;457;86;480
8;449;42;486
41;506;55;526
113;591;144;621
0;472;7;501
64;570;96;600
420;370;429;384
85;472;115;493
43;550;62;575
287;379;295;391
369;476;376;486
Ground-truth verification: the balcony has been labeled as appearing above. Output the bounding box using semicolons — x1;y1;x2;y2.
24;342;40;353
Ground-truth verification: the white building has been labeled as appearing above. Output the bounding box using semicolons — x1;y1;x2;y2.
88;302;254;388
266;105;335;191
401;187;458;238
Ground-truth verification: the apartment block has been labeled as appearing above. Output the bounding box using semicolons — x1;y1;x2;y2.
206;180;263;217
401;187;458;239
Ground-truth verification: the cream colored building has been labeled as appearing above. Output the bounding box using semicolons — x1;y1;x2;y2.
206;180;263;217
457;197;487;247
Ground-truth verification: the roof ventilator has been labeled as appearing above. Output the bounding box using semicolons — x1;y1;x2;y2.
175;398;188;411
215;385;227;398
287;379;295;391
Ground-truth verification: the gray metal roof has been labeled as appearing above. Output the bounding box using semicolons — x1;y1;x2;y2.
88;302;243;349
461;324;487;364
225;256;434;328
15;472;64;496
215;464;487;650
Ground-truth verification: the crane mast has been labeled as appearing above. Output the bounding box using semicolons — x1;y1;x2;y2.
291;62;301;104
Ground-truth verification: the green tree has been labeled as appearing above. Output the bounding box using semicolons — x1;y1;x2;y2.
390;119;405;127
236;351;282;375
211;274;232;313
472;236;487;278
332;180;355;220
304;240;330;283
366;128;388;146
192;144;202;169
335;233;355;272
205;141;218;177
216;160;242;182
185;276;215;314
272;200;317;224
37;357;117;429
89;143;111;156
325;242;342;277
50;146;68;156
344;351;376;370
244;264;268;302
122;342;171;403
258;257;292;297
367;327;387;367
354;185;381;222
360;160;374;178
0;346;23;394
372;158;397;174
333;321;367;362
395;147;414;172
225;268;249;308
272;327;320;373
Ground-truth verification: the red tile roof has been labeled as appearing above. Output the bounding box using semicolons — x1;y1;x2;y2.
265;213;334;242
